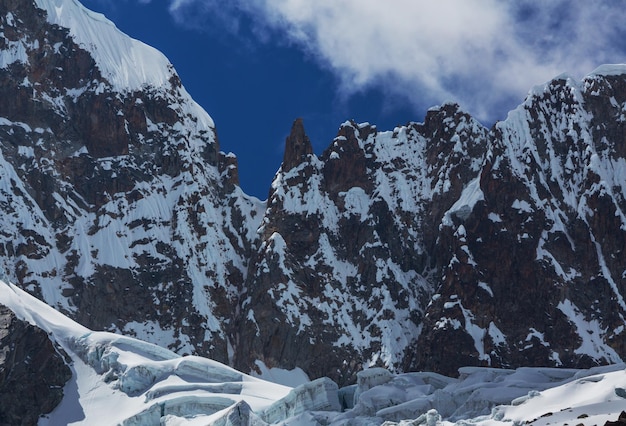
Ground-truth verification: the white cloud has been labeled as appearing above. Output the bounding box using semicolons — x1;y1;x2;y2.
166;0;626;122
167;0;253;37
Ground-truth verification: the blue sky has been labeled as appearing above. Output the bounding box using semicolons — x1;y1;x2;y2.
80;0;626;199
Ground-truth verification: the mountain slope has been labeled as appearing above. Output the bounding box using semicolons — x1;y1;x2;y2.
1;0;626;387
410;69;626;376
236;109;489;384
0;0;262;365
0;281;291;425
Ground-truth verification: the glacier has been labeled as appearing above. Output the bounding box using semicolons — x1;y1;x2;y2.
2;279;626;425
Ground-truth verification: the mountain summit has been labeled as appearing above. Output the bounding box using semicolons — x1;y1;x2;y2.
1;0;626;389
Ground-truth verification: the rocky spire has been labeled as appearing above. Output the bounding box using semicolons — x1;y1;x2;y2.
322;121;373;195
282;118;313;172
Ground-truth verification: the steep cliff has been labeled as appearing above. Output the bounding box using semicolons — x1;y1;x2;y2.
409;70;626;376
236;107;489;384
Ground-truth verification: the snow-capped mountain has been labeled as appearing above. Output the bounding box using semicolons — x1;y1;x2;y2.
411;70;626;376
2;0;626;404
238;74;626;383
236;110;490;384
0;0;263;366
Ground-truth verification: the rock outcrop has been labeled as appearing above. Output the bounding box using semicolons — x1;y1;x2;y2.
282;118;313;172
0;304;71;425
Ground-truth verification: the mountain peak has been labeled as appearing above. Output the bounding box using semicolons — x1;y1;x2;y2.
33;0;176;92
588;63;626;77
282;117;313;172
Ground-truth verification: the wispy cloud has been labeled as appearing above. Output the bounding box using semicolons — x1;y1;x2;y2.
168;0;237;33
167;0;266;41
165;0;626;122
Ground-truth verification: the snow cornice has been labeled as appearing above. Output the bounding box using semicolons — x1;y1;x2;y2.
33;0;176;92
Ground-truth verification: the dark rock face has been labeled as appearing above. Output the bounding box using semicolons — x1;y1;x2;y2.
2;0;626;388
605;411;626;426
0;304;71;425
282;118;313;172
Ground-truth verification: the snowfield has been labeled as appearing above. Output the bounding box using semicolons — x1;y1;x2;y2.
1;280;626;425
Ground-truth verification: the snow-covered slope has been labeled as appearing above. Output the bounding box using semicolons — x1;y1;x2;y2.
0;280;291;425
411;69;626;376
33;0;188;93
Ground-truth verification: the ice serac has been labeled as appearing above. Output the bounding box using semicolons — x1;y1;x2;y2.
0;0;263;365
0;281;292;425
261;377;341;424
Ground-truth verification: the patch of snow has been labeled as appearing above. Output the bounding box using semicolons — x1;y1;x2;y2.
525;327;549;349
17;145;35;158
341;187;371;221
488;212;502;223
252;360;310;388
443;177;484;226
536;230;579;280
588;64;626;77
478;282;493;297
0;38;30;68
557;299;622;363
488;322;506;346
511;199;533;213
